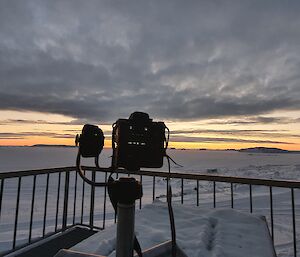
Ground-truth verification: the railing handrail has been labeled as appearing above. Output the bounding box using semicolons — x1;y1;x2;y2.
0;165;298;256
1;165;299;188
83;166;300;188
0;166;75;179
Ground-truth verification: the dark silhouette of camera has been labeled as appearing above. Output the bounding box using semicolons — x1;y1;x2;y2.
112;112;167;170
76;124;105;158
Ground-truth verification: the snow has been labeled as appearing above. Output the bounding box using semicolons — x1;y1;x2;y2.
72;202;275;257
0;148;299;256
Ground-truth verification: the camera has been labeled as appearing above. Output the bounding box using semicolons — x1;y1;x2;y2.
76;124;105;158
112;112;167;170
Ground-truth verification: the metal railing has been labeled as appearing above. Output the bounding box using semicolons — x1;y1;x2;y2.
0;166;299;256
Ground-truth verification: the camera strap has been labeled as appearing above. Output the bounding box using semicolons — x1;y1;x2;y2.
107;176;143;257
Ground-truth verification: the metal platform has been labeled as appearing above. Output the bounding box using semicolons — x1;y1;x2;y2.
6;226;97;257
55;240;188;257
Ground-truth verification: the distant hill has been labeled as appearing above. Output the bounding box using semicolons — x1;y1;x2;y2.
31;144;76;148
239;147;299;154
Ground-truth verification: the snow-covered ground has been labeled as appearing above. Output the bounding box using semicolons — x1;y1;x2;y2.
0;147;299;256
72;202;276;257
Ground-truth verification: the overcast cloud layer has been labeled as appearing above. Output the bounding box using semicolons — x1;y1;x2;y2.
1;0;300;122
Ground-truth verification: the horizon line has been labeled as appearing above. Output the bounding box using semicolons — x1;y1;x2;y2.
1;144;300;152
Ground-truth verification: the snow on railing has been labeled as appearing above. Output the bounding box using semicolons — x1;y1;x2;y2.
0;166;299;256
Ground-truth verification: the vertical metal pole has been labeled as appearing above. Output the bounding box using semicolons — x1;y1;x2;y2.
89;171;96;228
81;170;85;224
269;186;274;242
29;175;36;243
115;173;117;225
196;180;199;206
152;176;156;202
55;172;61;232
139;175;142;209
73;171;78;224
116;203;135;257
181;178;184;204
13;177;22;249
213;181;216;208
115;178;141;257
166;177;169;202
249;184;253;213
231;183;234;209
43;173;50;237
103;172;108;229
0;179;4;220
62;171;70;231
291;188;297;257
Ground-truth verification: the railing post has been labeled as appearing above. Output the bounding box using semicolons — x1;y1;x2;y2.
29;175;37;242
213;181;216;208
62;171;70;231
81;170;86;224
73;171;78;225
166;176;169;201
291;188;297;257
0;179;4;220
269;186;274;242
13;177;22;249
139;175;143;209
249;184;253;213
231;183;234;208
196;180;199;206
152;176;156;202
181;178;184;204
102;172;108;229
55;172;62;232
89;170;96;228
43;173;50;237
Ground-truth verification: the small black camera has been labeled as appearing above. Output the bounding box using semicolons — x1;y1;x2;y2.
112;112;167;170
76;124;105;158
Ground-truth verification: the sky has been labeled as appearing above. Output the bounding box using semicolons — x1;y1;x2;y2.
1;0;300;150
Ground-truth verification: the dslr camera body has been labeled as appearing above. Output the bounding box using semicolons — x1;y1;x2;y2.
112;112;166;171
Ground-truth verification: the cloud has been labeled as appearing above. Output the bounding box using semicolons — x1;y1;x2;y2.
206;116;300;125
0;119;81;125
170;128;300;138
170;135;294;145
1;1;300;122
0;132;74;139
0;137;24;140
0;130;113;139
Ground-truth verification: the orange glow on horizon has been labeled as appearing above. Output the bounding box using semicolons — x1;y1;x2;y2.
1;110;300;151
1;138;300;151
